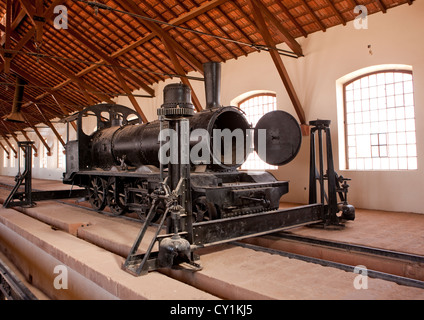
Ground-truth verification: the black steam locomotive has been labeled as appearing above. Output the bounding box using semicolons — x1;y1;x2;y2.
63;64;302;223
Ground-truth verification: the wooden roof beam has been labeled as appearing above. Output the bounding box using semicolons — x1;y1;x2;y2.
0;140;10;158
5;1;114;105
18;0;36;25
299;0;327;32
62;29;149;121
375;0;387;13
247;0;306;125
113;66;148;123
161;35;203;112
20;129;38;156
215;6;258;46
34;104;65;149
66;28;155;98
0;0;67;73
325;0;346;25
51;94;77;131
21;111;51;156
252;0;303;56
1;134;17;157
118;0;204;75
38;55;113;104
202;12;244;58
10;63;78;114
1;120;26;154
34;0;45;44
3;0;12;73
274;1;308;38
0;6;27;46
38;0;227;102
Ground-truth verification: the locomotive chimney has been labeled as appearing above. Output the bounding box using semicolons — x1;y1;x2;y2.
203;62;221;109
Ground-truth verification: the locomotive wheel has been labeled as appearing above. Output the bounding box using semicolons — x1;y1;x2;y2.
194;196;218;221
106;178;127;216
87;176;106;211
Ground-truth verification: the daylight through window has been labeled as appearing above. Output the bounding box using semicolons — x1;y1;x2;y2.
238;93;277;170
344;70;417;170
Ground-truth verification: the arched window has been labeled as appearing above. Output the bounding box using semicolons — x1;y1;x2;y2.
237;93;277;170
343;70;417;170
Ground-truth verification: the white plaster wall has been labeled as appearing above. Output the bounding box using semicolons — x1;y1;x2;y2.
0;121;75;181
1;2;422;213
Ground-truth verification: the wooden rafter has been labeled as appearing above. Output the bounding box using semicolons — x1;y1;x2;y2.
325;0;346;25
375;0;388;13
3;0;12;73
119;0;204;111
113;66;148;123
63;29;149;121
299;0;327;32
247;0;306;125
10;63;77;114
34;0;45;44
51;94;77;131
21;111;51;156
252;0;303;56
1;2;114;105
0;0;66;74
0;0;413;135
18;0;36;25
0;140;10;158
34;104;65;149
20;129;38;156
1;120;25;154
1;134;17;157
161;35;203;112
118;0;204;75
24;0;235;111
66;27;155;98
274;1;308;38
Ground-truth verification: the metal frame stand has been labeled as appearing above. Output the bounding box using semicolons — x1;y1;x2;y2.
3;141;87;208
3;141;34;208
308;120;354;226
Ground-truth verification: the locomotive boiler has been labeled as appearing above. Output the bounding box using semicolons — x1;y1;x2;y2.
62;62;353;275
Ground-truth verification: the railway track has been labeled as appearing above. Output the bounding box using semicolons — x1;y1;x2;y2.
1;182;424;299
57;194;424;291
0;257;37;300
55;193;424;290
236;235;424;290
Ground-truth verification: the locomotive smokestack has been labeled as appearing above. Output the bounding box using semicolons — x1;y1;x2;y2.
203;62;221;109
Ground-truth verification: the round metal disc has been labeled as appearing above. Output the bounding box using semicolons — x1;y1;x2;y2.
254;110;302;166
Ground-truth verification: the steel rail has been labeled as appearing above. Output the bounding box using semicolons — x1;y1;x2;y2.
272;232;424;264
0;257;37;300
233;241;424;290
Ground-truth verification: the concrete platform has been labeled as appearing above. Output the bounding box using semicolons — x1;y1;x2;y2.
0;208;217;300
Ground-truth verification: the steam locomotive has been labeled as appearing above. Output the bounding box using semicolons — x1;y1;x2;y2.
62;63;302;223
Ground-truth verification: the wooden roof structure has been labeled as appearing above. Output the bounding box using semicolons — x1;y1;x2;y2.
0;0;415;155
